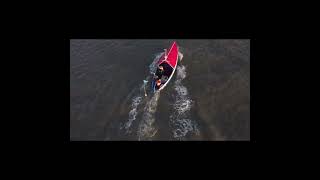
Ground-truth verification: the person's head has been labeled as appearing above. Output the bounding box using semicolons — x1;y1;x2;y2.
159;66;164;71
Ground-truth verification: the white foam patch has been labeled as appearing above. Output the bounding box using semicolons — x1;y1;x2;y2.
175;85;188;96
178;51;184;61
172;119;193;138
138;91;160;140
177;65;186;79
173;119;200;139
174;98;192;115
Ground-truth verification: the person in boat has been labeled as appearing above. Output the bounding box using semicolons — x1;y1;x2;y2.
154;65;164;80
155;79;162;89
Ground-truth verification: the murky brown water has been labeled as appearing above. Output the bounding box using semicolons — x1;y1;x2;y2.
70;39;250;141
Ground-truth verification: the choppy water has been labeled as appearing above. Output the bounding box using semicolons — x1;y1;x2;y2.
70;40;250;141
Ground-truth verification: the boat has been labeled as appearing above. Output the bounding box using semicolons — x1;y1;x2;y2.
151;41;179;92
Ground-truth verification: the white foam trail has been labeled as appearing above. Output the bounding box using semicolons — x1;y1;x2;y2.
138;91;160;140
170;62;200;140
121;96;142;133
121;52;163;135
136;52;164;140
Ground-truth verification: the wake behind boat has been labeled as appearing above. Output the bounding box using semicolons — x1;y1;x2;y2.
151;42;179;92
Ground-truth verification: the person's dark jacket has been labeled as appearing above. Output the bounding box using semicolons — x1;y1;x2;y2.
155;68;164;79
